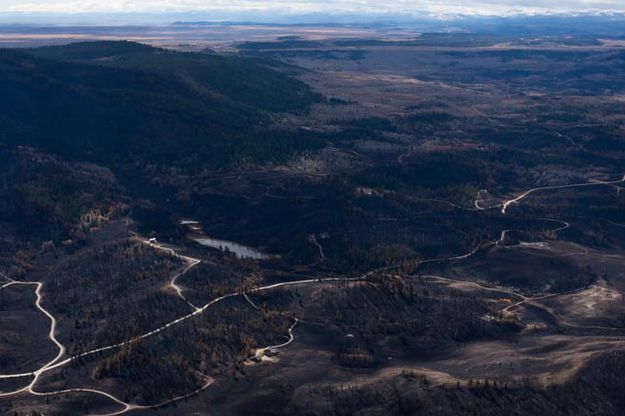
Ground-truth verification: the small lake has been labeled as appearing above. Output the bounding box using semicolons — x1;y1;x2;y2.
192;237;269;260
181;219;269;259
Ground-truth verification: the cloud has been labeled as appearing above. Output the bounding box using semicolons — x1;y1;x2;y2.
3;0;625;15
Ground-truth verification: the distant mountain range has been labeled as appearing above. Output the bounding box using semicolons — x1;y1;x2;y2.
1;12;625;36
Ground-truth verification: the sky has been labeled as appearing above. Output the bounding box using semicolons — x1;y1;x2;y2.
1;0;625;17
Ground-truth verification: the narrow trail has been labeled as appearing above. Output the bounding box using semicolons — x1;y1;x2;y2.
0;271;14;284
408;196;483;212
417;274;527;301
541;218;570;233
497;228;517;247
590;178;624;195
308;234;326;260
496;219;570;249
263;319;299;351
136;237;202;311
552;129;577;147
243;293;261;310
604;219;625;228
169;262;201;311
419;244;485;267
474;190;487;210
250;318;300;361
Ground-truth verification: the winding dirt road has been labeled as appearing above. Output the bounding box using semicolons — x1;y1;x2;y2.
0;240;396;414
418;274;625;334
501;174;625;214
2;172;624;414
137;237;202;311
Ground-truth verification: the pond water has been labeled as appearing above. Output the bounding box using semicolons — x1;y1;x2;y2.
192;236;268;259
181;219;269;259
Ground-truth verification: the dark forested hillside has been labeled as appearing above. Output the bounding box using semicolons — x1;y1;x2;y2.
0;42;321;167
0;147;123;274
